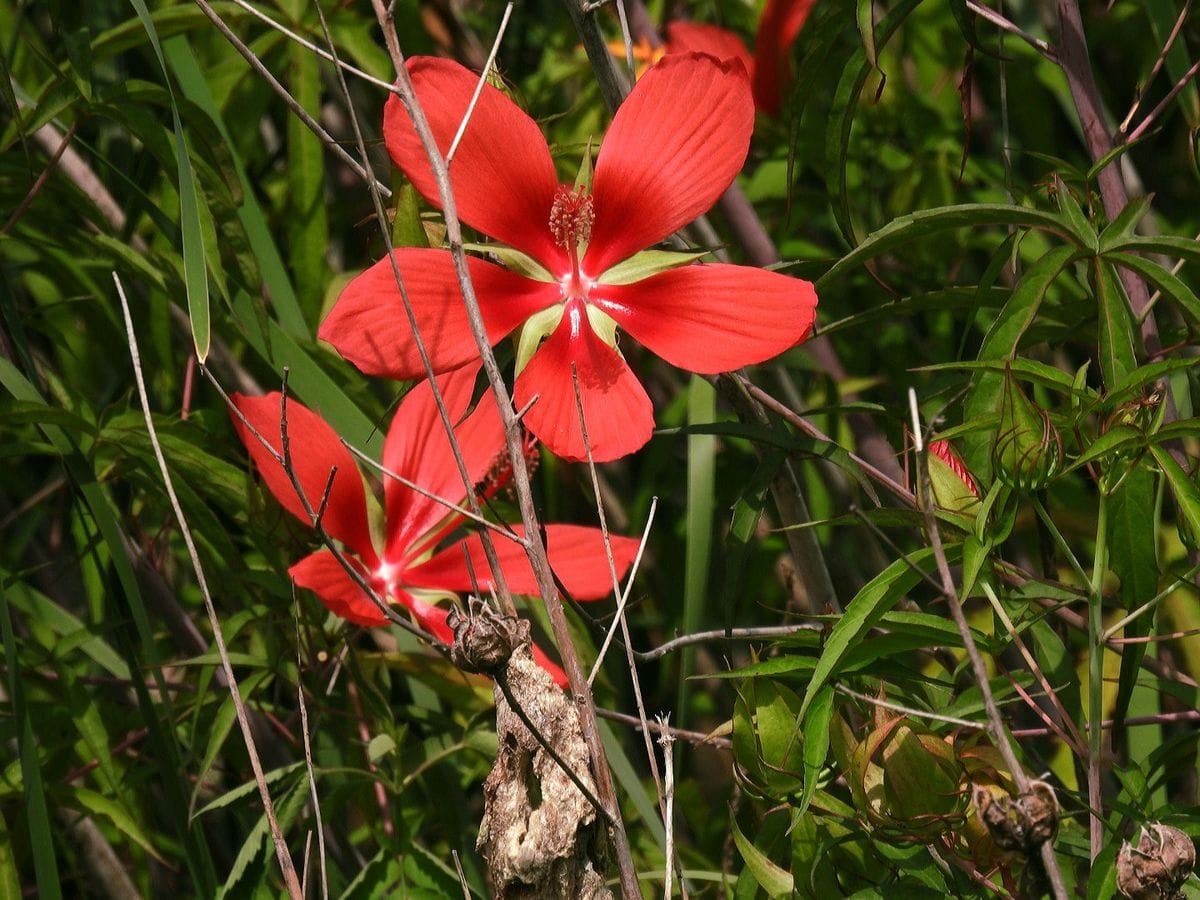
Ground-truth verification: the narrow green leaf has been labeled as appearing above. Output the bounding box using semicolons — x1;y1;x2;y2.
1091;259;1138;388
731;816;794;898
824;0;922;244
286;36;329;319
1055;176;1099;252
800;545;960;719
798;685;834;816
962;244;1079;478
163;37;307;338
1097;195;1154;250
818;205;1074;290
678;376;716;724
1105;251;1200;324
72;787;167;863
127;0;209;360
1150;445;1200;552
0;586;62;900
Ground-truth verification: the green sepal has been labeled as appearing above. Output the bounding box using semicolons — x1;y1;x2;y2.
513;305;564;376
462;243;555;282
599;249;710;285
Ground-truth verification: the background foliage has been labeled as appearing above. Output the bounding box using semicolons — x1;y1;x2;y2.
2;0;1199;896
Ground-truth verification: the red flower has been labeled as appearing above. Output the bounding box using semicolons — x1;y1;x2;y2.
319;53;817;462
752;0;818;116
612;0;818;116
230;368;638;685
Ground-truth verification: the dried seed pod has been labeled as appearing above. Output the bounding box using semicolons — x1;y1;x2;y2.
973;780;1060;853
1117;823;1196;900
448;596;527;676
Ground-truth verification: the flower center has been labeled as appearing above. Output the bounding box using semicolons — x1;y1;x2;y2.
549;185;595;298
549;184;594;251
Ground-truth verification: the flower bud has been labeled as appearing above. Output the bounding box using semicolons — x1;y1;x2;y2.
993;372;1062;491
926;439;982;515
844;707;968;842
1117;823;1196;900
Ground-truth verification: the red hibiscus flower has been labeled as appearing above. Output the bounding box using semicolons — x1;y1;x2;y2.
319;52;817;462
230;368;638;685
608;0;818;116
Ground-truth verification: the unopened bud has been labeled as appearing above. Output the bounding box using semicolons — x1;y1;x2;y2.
926;439;981;514
993;372;1062;491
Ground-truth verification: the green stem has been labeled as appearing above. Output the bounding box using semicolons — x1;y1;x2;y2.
1087;490;1109;862
1032;495;1090;586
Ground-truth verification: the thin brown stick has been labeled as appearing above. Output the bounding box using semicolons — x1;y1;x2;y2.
316;0;523;628
596;708;733;749
1125;54;1200;144
295;615;328;900
1012;709;1200;738
1;120;79;235
115;273;302;899
1118;0;1193;134
908;389;1068;900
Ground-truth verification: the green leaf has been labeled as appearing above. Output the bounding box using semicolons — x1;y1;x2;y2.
127;0;210;361
0;584;62;899
963;245;1080;478
1104;251;1200;324
1091;258;1138;388
800;546;960;719
1055;176;1099;252
799;685;834;815
817;205;1075;290
731;816;794;898
1098;195;1154;250
1150;445;1200;553
1110;465;1161;604
679;376;716;722
72;787;167;863
824;0;922;244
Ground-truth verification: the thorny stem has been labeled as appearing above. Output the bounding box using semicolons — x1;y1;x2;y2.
908;390;1068;900
115;275;303;899
367;4;641;894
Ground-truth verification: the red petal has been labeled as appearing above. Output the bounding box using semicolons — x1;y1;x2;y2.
544;524;640;600
290;550;388;627
514;304;655;462
665;21;753;74
595;263;816;374
752;0;817;116
384;57;565;271
319;249;557;381
585;53;753;276
408;525;643;602
230;394;376;563
383;368;505;560
530;645;568;688
405;533;535;596
407;596;456;645
406;524;638;601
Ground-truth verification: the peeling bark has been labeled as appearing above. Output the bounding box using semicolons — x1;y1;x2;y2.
449;601;612;899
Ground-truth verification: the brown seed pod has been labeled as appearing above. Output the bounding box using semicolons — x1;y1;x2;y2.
447;596;528;676
972;780;1060;854
1116;823;1196;900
